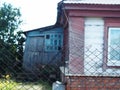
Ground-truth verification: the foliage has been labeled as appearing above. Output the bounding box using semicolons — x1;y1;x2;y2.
0;74;52;90
0;74;17;90
0;79;18;90
0;3;25;75
0;3;22;42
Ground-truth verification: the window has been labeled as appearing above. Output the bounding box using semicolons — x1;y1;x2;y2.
46;35;50;39
45;33;63;51
107;27;120;66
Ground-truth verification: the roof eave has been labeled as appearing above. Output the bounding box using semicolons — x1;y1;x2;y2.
63;1;120;5
63;3;120;11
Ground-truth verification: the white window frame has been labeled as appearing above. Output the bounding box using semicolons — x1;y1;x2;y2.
107;27;120;66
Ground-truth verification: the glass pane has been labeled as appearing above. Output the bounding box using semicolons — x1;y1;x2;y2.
55;35;57;38
58;35;61;38
108;28;120;61
59;40;61;46
109;47;120;60
110;30;120;45
51;35;53;38
51;39;53;45
46;35;50;39
54;40;57;46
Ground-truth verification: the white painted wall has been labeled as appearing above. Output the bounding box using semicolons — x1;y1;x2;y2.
84;18;120;76
84;18;104;75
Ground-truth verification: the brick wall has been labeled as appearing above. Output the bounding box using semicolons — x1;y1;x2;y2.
65;76;120;90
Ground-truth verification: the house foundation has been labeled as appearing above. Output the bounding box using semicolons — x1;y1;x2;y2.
64;76;120;90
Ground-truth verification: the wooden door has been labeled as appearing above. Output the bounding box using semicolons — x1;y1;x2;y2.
23;36;44;71
29;36;44;52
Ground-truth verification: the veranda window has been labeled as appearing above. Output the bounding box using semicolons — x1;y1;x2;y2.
45;33;63;51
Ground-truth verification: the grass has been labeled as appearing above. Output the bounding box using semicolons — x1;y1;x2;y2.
0;79;17;90
0;79;52;90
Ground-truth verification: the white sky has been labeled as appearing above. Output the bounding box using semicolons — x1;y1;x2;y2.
0;0;61;31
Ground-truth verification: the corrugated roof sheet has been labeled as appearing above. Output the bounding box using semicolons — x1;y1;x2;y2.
63;0;120;5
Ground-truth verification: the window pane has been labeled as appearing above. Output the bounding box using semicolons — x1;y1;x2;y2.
58;35;61;38
51;39;53;45
46;35;50;39
110;30;120;45
55;35;57;38
109;47;120;60
108;28;120;61
54;40;57;46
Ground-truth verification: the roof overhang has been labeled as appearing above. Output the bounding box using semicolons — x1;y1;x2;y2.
62;1;120;18
63;0;120;5
63;4;120;11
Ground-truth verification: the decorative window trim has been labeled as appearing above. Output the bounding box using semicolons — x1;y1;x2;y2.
107;27;120;66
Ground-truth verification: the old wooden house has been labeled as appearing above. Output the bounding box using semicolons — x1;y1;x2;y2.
59;0;120;89
23;0;120;89
23;25;63;72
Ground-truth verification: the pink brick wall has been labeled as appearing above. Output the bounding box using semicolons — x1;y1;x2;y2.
68;17;84;74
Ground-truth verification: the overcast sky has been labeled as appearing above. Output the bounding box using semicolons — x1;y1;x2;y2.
0;0;61;31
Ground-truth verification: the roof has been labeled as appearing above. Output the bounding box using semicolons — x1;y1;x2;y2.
24;25;56;32
23;25;62;36
63;0;120;5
